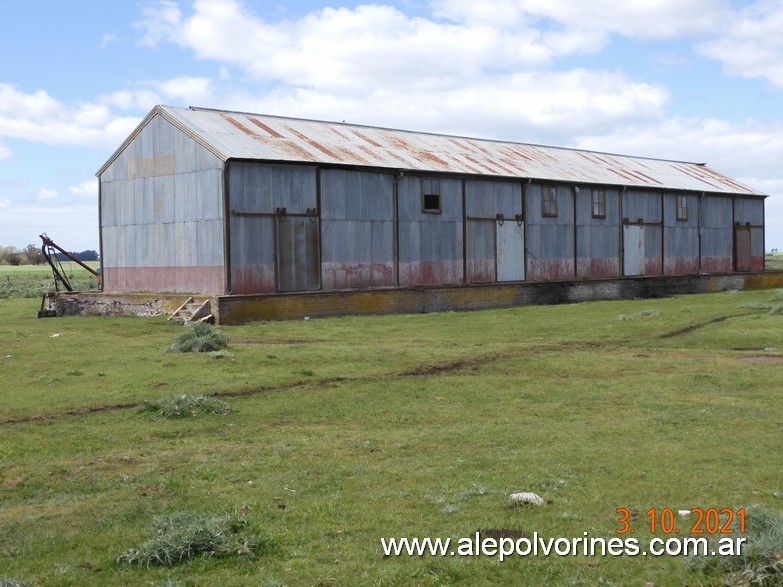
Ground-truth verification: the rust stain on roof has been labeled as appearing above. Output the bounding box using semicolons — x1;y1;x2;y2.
414;149;451;169
285;126;342;161
220;114;265;141
673;164;724;191
349;129;383;148
247;117;285;138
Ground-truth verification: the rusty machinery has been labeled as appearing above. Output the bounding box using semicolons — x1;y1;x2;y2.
37;233;99;318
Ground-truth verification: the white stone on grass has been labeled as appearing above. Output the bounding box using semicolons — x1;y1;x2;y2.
510;492;544;505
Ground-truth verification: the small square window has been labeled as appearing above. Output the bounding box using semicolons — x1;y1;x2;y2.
543;187;558;217
676;195;687;221
422;178;441;213
592;189;606;218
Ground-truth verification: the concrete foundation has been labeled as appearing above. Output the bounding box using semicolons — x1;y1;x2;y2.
47;292;191;318
49;271;783;324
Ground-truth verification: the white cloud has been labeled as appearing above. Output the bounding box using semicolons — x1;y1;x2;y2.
129;0;669;140
69;180;98;200
234;69;668;143
431;0;728;38
0;84;143;148
0;140;9;160
33;188;60;201
134;0;596;92
136;0;183;47
99;88;161;111
154;76;214;103
100;32;119;48
698;0;783;89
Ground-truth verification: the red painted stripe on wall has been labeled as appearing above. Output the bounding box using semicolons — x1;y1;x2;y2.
104;266;224;295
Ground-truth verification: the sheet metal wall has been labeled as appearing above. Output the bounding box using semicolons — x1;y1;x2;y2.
663;193;699;275
576;188;620;278
526;184;575;281
734;198;765;271
320;169;395;289
464;180;523;283
700;196;733;273
397;176;464;286
100;114;225;293
227;162;318;294
622;190;663;276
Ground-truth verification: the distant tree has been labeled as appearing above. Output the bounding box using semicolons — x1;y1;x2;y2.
77;250;99;261
5;252;22;266
54;249;99;262
0;246;15;264
23;244;43;265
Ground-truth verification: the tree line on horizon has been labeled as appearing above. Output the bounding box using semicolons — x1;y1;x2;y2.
0;244;99;266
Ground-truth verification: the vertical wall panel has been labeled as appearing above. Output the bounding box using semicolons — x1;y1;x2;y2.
228;162;318;294
466;220;496;283
526;184;575;281
622;190;662;276
576;188;620;278
397;176;464;286
701;195;733;273
464;179;523;283
276;217;320;291
663;193;699;275
320;169;395;290
735;198;765;270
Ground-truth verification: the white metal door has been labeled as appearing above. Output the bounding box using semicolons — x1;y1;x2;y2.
496;221;525;281
623;225;644;276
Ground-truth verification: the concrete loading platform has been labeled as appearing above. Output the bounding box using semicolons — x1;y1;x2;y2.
47;270;783;325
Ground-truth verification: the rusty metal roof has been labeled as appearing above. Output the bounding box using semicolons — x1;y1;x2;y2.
101;105;764;196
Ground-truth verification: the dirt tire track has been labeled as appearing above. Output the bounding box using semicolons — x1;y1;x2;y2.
658;313;748;339
0;342;615;425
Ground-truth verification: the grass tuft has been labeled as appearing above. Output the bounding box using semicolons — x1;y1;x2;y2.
169;322;229;353
116;511;275;567
686;505;783;586
0;579;30;587
616;308;664;321
738;302;773;310
136;394;232;418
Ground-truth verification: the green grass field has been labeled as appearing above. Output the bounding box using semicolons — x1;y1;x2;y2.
0;263;99;299
767;253;783;271
1;290;782;586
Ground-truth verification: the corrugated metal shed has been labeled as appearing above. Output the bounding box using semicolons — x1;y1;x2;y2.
99;105;764;197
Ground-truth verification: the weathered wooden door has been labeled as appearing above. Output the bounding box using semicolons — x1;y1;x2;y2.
276;215;320;291
496;220;525;281
623;224;644;276
466;219;496;283
734;225;751;272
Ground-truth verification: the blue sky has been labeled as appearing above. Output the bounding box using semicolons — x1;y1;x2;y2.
1;0;782;251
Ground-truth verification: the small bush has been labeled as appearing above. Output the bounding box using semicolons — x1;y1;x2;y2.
117;511;275;567
169;322;229;353
686;505;783;586
137;394;232;418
